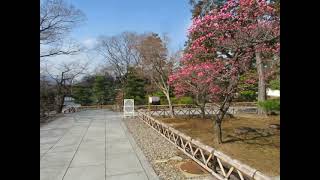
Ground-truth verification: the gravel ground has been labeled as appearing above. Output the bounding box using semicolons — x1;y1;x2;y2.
124;117;215;180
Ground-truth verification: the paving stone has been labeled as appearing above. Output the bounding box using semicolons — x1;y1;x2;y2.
54;137;82;147
78;141;105;150
49;144;79;153
107;140;134;155
40;109;158;180
40;166;66;180
70;149;105;167
106;171;148;180
41;152;74;168
106;154;143;176
41;137;61;145
63;165;105;180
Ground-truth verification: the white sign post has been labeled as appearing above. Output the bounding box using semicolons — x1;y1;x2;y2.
148;96;160;104
123;99;134;117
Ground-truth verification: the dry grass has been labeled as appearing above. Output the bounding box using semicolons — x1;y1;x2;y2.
158;113;280;176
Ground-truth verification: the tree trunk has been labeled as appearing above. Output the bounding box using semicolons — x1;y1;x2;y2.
213;80;236;144
256;51;267;115
215;120;222;144
214;107;228;144
55;94;65;113
200;105;205;119
164;91;174;118
195;95;206;119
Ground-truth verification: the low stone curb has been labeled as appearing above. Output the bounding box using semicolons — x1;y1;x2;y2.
120;117;160;180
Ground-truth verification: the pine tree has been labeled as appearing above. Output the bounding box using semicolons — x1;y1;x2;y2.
93;75;116;105
72;85;93;105
124;67;146;105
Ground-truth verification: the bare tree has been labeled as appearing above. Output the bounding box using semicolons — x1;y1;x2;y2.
40;75;56;119
136;33;175;117
44;61;88;113
96;32;141;82
96;32;141;107
40;0;86;58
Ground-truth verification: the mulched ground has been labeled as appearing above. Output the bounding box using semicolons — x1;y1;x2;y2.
158;114;280;176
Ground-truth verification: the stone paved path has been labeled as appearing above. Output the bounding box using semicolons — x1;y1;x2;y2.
40;109;158;180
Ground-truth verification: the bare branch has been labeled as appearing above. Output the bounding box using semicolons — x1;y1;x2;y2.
40;0;86;59
96;32;141;83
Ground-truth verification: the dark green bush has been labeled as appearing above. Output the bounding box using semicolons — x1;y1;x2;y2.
173;96;193;104
269;79;280;90
238;90;257;101
179;97;193;104
258;99;280;114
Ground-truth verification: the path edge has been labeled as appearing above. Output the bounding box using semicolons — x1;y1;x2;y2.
120;116;160;180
